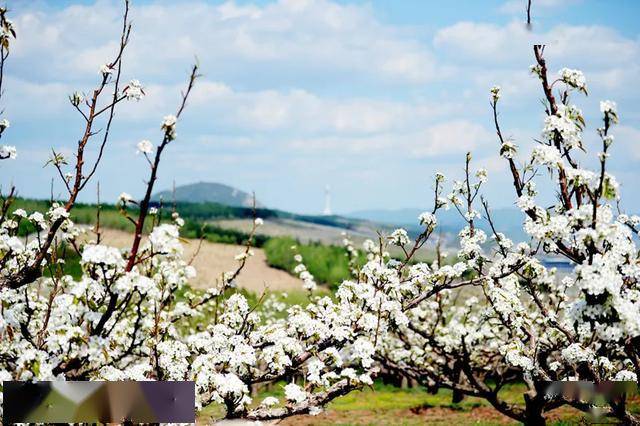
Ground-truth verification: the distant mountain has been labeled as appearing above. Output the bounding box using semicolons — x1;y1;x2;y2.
152;182;262;208
347;207;528;241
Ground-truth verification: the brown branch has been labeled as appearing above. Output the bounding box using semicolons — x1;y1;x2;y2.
491;59;583;264
79;0;131;190
125;63;199;272
91;64;199;337
0;0;132;290
533;45;573;211
245;379;362;421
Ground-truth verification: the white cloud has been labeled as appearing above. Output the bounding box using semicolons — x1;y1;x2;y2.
11;0;440;85
5;75;460;137
614;125;640;160
217;88;444;134
434;21;639;67
3;78;72;118
435;21;531;60
412;120;493;157
4;0;640;212
433;19;640;111
286;120;493;158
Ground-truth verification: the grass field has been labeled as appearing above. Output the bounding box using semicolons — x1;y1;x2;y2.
262;235;442;289
263;236;360;288
198;380;640;425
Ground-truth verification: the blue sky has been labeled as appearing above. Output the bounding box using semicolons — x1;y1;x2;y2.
2;0;640;214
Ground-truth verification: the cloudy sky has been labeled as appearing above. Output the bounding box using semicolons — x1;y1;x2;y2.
2;0;640;214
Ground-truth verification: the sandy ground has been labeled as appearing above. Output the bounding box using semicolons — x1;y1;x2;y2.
95;229;302;292
211;218;434;261
205;404;596;425
211;217;370;245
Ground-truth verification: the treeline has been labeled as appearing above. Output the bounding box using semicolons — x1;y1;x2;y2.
10;198;267;246
151;200;363;231
181;220;269;247
9;197;370;242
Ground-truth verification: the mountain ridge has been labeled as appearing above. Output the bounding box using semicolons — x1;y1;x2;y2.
152;182;263;208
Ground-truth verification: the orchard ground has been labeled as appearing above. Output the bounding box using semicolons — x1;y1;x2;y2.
198;381;640;424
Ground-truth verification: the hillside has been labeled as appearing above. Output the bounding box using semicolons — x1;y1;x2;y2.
163;200;382;235
152;182;262;207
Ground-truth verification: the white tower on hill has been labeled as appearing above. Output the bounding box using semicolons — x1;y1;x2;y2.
323;185;332;216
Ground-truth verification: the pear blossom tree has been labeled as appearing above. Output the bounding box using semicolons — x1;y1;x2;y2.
375;45;640;425
0;2;392;421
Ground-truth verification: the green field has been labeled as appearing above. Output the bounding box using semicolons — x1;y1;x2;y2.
263;236;361;288
198;380;638;425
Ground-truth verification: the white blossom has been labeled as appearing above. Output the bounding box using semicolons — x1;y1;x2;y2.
118;192;134;204
600;100;619;123
284;383;307;404
388;228;410;246
0;145;16;159
136;139;153;154
490;85;501;102
559;67;587;92
100;64;114;76
418;212;437;228
124;79;144;100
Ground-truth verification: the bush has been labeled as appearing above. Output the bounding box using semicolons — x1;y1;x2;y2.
263;236;361;288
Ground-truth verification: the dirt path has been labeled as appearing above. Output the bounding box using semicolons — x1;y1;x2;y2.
96;229;302;292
